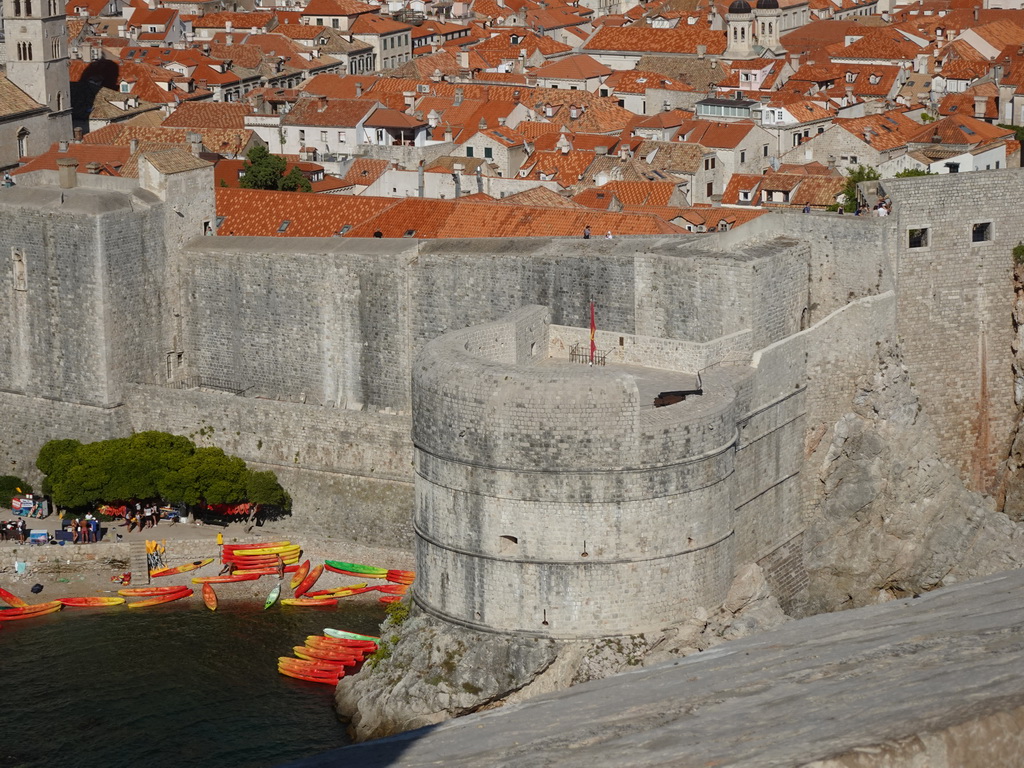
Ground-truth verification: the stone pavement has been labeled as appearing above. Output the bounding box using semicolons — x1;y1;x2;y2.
287;568;1024;767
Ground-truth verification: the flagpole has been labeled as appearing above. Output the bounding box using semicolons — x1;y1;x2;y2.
589;301;596;365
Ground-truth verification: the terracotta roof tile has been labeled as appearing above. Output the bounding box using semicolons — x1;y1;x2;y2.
572;180;679;209
281;97;376;128
301;0;377;16
501;186;583;207
340;157;389;186
14;142;131;175
603;68;693;94
343;197;685;237
191;11;274;29
216;188;397;236
161;101;253;129
0;73;45;117
583;26;727;56
531;53;613;80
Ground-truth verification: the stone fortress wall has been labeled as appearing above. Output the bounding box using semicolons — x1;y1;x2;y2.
0;167;1020;613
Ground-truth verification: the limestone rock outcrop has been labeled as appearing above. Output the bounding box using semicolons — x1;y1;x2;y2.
804;345;1024;614
335;565;790;742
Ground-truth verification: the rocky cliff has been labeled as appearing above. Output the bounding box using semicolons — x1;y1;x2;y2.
804;344;1024;614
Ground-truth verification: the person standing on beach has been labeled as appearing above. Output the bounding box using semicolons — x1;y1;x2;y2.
89;515;99;542
18;519;26;543
71;519;80;544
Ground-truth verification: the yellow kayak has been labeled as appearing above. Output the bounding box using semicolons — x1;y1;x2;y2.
150;558;214;577
232;544;300;557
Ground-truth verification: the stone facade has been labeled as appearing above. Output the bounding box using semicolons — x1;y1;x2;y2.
0;166;1021;618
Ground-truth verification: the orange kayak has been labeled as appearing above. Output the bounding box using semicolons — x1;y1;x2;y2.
277;666;343;684
150;559;214;577
119;585;192;597
290;560;311;591
58;597;126;608
294;564;323;598
192;574;260;584
0;601;63;620
202;583;218;611
0;587;29;608
282;597;337;608
222;540;290;552
128;588;193;608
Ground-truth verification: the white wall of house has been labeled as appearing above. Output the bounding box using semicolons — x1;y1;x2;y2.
363;169;562;198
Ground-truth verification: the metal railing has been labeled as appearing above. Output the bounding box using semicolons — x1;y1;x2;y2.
569;342;607;366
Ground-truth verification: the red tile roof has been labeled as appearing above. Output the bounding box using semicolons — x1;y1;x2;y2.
161;101;253;129
14;142;131;176
583;26;727;56
216;188;397;236
531;53;613;80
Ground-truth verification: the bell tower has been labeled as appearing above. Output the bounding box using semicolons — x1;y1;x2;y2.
3;0;71;116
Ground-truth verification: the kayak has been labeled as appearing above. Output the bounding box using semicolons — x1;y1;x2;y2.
279;656;347;674
290;560;311;591
58;597;126;607
0;602;62;620
305;583;368;597
277;666;342;684
375;584;409;595
202;583;218;611
324;561;388;578
310;587;375;600
150;558;214;577
281;597;337;607
192;574;260;584
306;636;377;653
294;564;323;598
233;544;300;557
387;570;416;585
222;540;290;553
379;595;403;604
293;645;362;663
324;628;381;642
128;588;192;609
264;584;281;610
118;589;194;602
222;552;300;564
233;565;300;576
0;587;29;608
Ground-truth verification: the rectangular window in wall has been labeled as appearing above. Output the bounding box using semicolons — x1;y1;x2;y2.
466;146;474;157
484;147;493;159
972;222;992;243
908;228;929;249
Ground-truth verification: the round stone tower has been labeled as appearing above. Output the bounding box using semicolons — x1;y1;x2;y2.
411;306;744;639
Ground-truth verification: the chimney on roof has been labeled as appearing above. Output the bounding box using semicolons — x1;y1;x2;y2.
130;138;139;153
86;162;102;174
146;0;155;9
453;163;463;197
404;91;415;112
569;104;579;119
479;117;487;129
863;130;871;143
317;95;328;111
697;44;706;59
444;127;453;142
498;116;506;126
186;131;203;157
226;33;234;45
57;157;79;189
226;20;233;32
595;145;607;155
994;64;1004;85
73;127;83;143
59;140;69;152
974;7;978;20
460;50;470;69
356;81;363;97
545;102;554;117
931;129;941;143
974;95;987;119
790;53;800;69
827;155;835;169
454;87;464;106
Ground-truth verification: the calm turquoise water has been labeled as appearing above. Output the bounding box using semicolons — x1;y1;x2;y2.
0;600;385;768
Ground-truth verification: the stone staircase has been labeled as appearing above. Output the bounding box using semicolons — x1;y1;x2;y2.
129;541;150;584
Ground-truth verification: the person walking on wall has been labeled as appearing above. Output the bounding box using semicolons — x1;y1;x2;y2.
583;225;591;239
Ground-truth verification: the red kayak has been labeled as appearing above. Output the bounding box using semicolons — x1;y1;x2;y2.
192;574;260;584
293;564;323;598
58;597;126;608
119;585;192;597
0;601;63;620
128;588;193;608
0;587;29;608
277;666;342;684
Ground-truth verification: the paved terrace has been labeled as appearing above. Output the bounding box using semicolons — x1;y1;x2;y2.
289;567;1024;767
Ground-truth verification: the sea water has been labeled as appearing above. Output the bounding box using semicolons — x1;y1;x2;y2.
0;600;385;768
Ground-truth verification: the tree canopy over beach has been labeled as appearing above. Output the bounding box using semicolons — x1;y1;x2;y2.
37;432;290;513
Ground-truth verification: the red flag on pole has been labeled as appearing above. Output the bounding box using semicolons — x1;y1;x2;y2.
589;301;596;364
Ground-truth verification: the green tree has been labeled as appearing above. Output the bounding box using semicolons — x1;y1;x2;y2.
246;469;290;509
239;145;287;190
278;166;312;193
0;475;32;508
894;168;933;178
837;164;882;212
